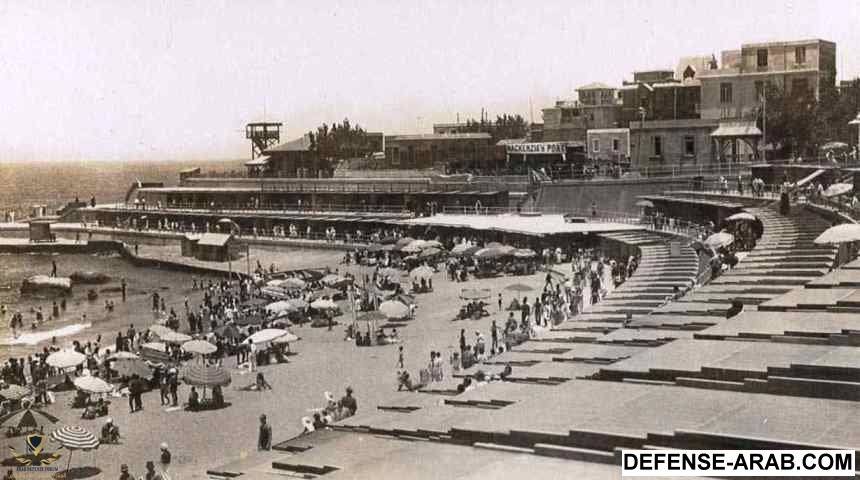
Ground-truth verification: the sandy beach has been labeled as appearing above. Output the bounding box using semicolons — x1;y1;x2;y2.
18;261;549;479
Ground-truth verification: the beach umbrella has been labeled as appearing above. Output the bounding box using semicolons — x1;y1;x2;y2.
247;328;291;344
272;331;300;344
73;376;113;395
147;324;175;338
107;351;139;361
486;242;504;249
111;358;153;379
403;254;419;261
726;212;757;222
419;247;442;258
0;407;59;432
635;199;654;208
365;243;384;253
46;350;86;369
395;237;415;247
820;141;850;151
0;384;30;401
422;240;444;249
497;245;516;256
265;300;297;315
450;243;470;255
381;244;397;252
140;341;167;352
823;183;853;198
505;283;534;293
703;232;734;249
320;274;340;285
312;288;341;300
814;223;860;245
400;243;422;253
159;331;192;344
51;425;99;473
181;364;231;387
513;248;537;258
182;339;217;355
379;300;408;319
282;277;307;290
310;299;338;310
473;247;501;259
287;298;309;310
460;288;492;301
409;265;435;280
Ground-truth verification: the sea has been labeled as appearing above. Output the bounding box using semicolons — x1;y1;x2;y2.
0;158;240;218
0;158;240;359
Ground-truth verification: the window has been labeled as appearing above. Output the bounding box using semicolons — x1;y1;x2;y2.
684;136;695;156
612;138;620;152
795;46;806;64
755;81;765;101
653;136;662;157
592;138;600;153
756;49;768;67
720;83;733;104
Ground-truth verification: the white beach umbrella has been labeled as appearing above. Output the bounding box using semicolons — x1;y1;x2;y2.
247;328;292;344
73;376;113;394
704;232;734;249
46;350;86;369
147;324;175;338
814;223;860;245
378;300;408;319
182;339;217;355
159;331;192;344
310;299;338;310
726;212;757;222
823;183;853;198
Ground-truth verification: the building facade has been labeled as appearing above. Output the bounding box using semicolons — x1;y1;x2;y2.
541;83;621;142
587;128;630;163
381;133;493;171
629;119;718;171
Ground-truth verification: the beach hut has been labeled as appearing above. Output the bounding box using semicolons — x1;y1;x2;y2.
28;218;58;243
181;234;201;257
194;233;233;262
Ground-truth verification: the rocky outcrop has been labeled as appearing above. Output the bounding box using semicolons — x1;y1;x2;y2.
20;275;72;296
70;271;111;284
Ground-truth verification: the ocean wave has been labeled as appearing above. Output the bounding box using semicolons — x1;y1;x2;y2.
0;323;92;346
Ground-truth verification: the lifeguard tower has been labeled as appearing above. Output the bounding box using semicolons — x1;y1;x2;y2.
245;122;282;159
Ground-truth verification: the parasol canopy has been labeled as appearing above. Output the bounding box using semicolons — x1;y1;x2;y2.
460;288;492;301
159;331;193;344
51;425;99;451
635;199;655;208
272;332;300;344
473;247;501;259
281;277;307;290
147;324;175;338
0;407;59;432
505;283;534;292
265;300;297;315
703;232;734;249
46;350;86;369
512;248;537;258
822;183;853;198
182;339;217;355
247;328;293;344
395;237;415;247
422;240;444;249
419;247;442;258
726;212;757;222
111;358;153;379
287;298;309;310
181;364;231;387
450;243;471;255
140;341;167;352
0;384;30;401
820;141;850;151
107;351;139;361
378;300;408;319
310;299;338;310
409;266;435;280
814;223;860;245
73;376;113;394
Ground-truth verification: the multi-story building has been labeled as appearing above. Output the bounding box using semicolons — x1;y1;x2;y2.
381;133;493;171
541;82;621;142
587;128;630;164
698;38;836;161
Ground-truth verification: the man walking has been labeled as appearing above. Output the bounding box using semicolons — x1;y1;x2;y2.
490;320;498;354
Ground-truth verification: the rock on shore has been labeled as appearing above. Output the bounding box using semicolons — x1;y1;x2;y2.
20;275;72;296
70;270;111;284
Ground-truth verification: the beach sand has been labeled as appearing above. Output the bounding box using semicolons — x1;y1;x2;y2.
27;264;548;479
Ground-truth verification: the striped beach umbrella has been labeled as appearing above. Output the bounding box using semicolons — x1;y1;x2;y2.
46;350;86;369
181;364;231;387
51;425;99;473
0;407;59;432
51;425;99;451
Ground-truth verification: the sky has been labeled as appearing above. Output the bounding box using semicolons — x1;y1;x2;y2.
0;0;858;163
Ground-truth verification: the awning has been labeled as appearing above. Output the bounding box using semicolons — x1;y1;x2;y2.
244;156;271;166
711;121;762;138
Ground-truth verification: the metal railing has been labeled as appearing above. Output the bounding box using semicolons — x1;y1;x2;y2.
110;202;415;217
